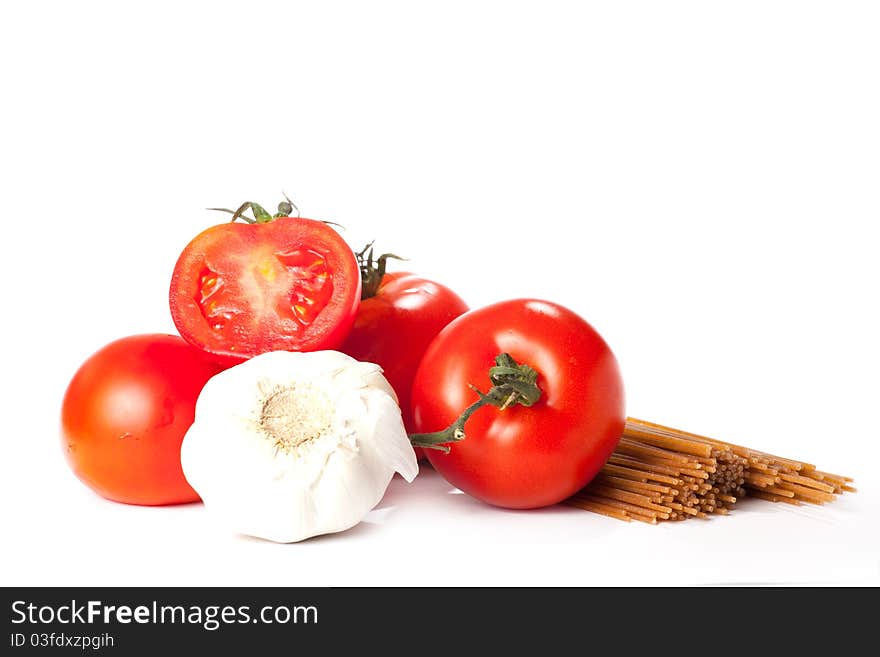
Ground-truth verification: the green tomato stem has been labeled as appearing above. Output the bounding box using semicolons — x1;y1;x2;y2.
356;242;407;300
408;353;542;453
207;193;300;224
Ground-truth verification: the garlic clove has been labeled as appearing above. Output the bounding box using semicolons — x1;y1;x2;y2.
357;388;420;483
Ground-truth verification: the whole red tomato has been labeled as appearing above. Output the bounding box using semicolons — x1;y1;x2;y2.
410;299;625;509
341;269;468;438
170;202;361;364
61;334;225;505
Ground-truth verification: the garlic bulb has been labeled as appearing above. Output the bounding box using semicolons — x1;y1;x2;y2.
181;350;418;543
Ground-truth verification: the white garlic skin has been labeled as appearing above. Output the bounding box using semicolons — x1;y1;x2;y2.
181;350;418;543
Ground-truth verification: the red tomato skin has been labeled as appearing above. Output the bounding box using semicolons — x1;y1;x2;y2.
341;272;468;441
411;299;625;509
60;334;225;505
169;217;361;365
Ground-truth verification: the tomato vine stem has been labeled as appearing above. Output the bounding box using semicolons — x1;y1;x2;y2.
408;353;542;453
208;193;300;224
356;242;406;299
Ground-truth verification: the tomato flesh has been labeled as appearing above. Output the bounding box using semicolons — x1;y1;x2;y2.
170;217;360;363
411;299;625;509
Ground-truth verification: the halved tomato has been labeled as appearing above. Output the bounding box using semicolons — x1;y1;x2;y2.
170;215;360;363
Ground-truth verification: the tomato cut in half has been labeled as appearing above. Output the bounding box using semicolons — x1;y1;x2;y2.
170;217;361;363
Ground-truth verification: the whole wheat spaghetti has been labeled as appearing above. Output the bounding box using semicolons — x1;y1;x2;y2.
565;418;854;522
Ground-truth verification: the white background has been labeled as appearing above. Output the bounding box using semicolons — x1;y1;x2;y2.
1;1;877;586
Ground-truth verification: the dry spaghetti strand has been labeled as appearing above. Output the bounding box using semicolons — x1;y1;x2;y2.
567;417;853;523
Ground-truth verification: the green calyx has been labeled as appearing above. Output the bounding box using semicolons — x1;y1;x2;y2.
409;353;542;453
208;193;299;224
356;242;406;300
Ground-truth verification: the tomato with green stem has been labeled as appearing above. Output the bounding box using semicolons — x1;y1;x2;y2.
61;334;225;505
341;245;468;456
410;299;625;509
169;198;361;364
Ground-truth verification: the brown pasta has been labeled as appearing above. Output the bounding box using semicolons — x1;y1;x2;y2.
568;417;854;523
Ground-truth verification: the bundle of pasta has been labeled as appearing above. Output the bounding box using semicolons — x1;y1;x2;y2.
567;418;854;524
